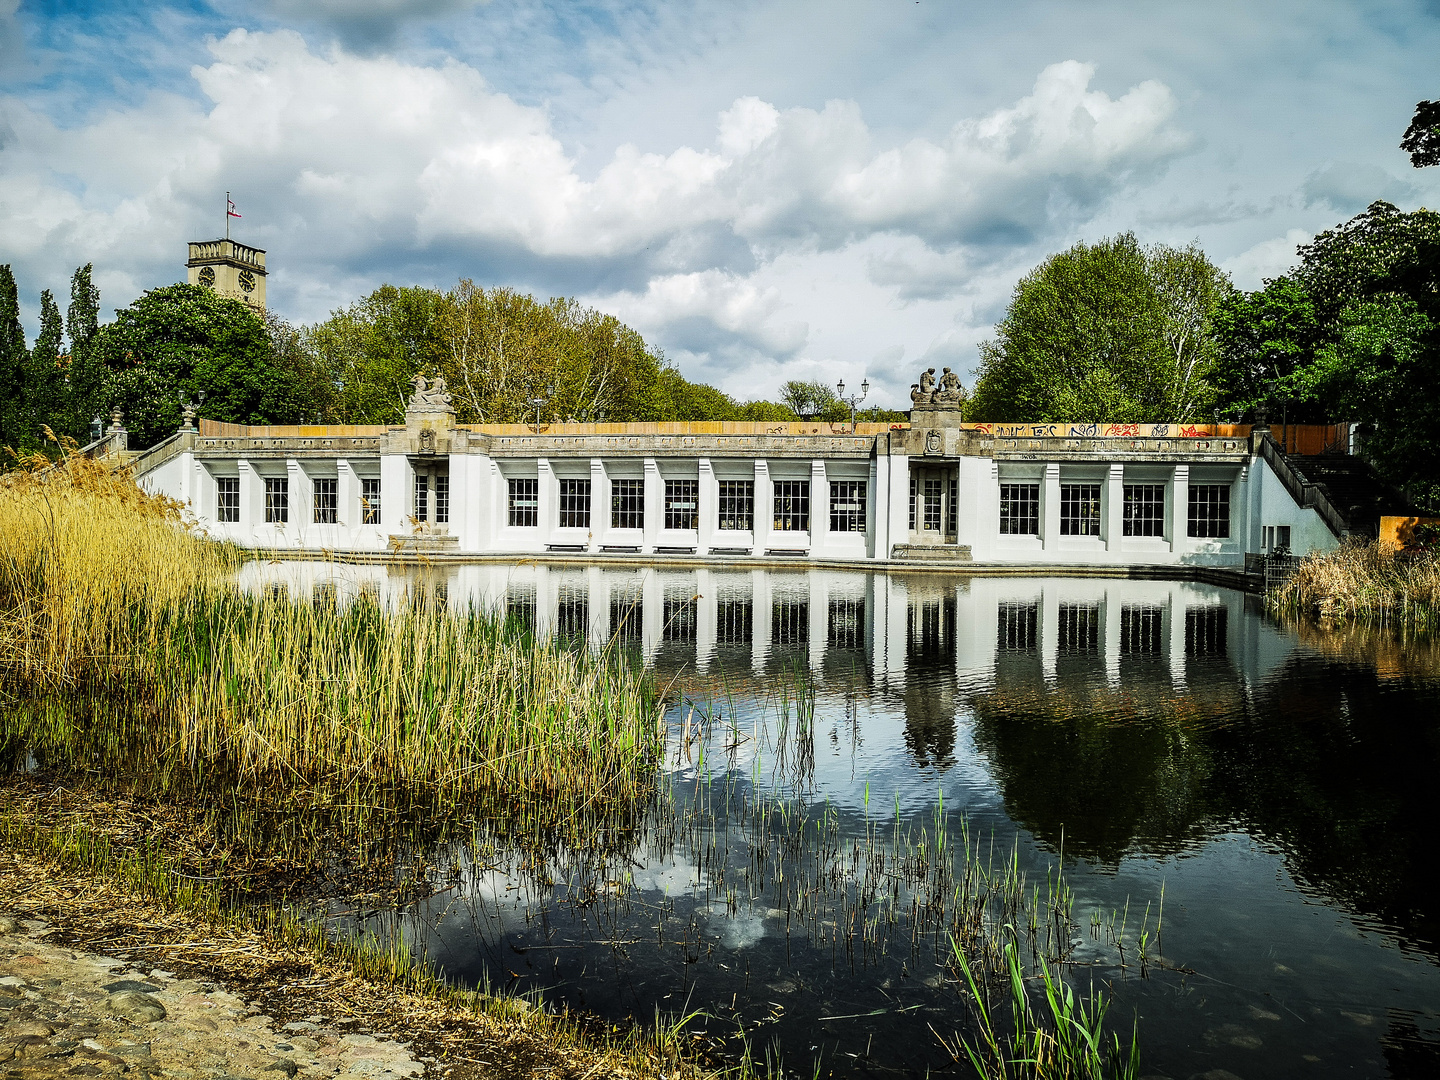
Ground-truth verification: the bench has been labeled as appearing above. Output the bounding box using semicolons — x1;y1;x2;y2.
600;544;641;553
545;543;587;553
654;545;696;555
708;546;752;556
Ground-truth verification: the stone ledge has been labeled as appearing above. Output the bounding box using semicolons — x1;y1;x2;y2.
891;543;973;561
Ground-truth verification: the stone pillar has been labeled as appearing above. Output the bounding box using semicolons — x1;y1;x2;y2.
810;459;827;554
537;458;554;548
697;458;716;554
643;457;662;552
1105;462;1124;555
336;459;356;528
866;456;880;559
1170;464;1190;553
1041;462;1060;551
886;451;909;556
589;459;607;551
380;453;410;535
288;458;310;535
753;460;772;554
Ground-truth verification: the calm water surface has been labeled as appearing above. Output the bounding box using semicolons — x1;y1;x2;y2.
244;563;1440;1078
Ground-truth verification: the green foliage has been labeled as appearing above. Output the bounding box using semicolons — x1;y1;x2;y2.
18;291;66;451
970;234;1232;423
1210;277;1324;420
98;284;310;449
1402;99;1440;168
0;266;26;452
780;379;849;422
66;265;103;444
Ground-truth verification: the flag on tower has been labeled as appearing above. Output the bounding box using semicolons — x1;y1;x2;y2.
227;199;242;219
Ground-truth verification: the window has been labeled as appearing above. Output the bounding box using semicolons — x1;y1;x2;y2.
361;478;381;524
508;478;538;527
829;481;867;533
611;479;644;529
908;476;917;530
414;475;428;522
664;479;698;530
948;477;958;533
1057;603;1099;654
999;483;1039;535
559;479;591;529
264;477;288;524
1187;484;1230;538
1276;524;1291;552
716;597;753;645
216;477;239;523
828;598;865;649
997;602;1038;651
717;480;753;531
1060;483;1101;536
1185;607;1228;658
772;599;809;645
923;479;942;531
435;475;449;524
773;480;810;532
1120;606;1163;655
313;477;338;524
1123;484;1165;537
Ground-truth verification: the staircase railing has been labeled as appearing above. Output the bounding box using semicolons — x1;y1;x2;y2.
1251;430;1349;539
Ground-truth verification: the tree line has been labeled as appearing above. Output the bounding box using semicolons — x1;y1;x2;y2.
0;273;903;459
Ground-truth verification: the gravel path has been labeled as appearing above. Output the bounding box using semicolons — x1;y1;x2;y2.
0;915;428;1080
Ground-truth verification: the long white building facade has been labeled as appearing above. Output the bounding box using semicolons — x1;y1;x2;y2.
123;376;1345;571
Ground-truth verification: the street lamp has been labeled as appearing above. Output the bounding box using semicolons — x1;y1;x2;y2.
526;394;549;431
837;377;869;431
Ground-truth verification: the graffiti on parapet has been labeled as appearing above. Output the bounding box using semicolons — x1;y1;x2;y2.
1067;423;1099;437
1104;423;1140;437
952;422;1254;439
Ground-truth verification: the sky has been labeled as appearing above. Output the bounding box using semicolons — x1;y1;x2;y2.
1;0;1437;408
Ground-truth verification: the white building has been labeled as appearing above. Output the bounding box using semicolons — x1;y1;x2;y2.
122;375;1346;577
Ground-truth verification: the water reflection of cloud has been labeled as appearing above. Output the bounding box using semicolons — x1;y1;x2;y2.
703;903;767;948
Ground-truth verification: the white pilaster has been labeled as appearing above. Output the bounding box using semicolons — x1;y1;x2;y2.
589;459;607;550
753;460;772;554
886;452;909;557
1105;462;1124;556
1041;462;1060;551
380;453;409;535
697;458;716;554
537;458;555;547
336;459;356;528
643;457;662;553
1170;464;1190;553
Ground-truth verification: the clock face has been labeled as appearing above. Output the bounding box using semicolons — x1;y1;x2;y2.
198;266;215;288
238;269;255;293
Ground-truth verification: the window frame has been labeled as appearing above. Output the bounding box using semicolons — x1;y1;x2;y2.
361;478;381;525
772;479;810;533
1187;483;1231;539
611;478;644;530
264;476;289;524
507;477;539;527
716;480;754;532
1123;484;1166;537
664;479;699;530
312;477;338;524
828;480;867;533
1059;482;1101;537
558;478;592;529
216;476;239;523
998;483;1040;536
922;478;942;531
414;475;428;522
435;475;449;524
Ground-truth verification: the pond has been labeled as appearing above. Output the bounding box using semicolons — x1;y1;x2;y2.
239;562;1440;1078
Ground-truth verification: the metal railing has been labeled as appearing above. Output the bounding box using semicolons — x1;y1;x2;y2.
1251;431;1349;539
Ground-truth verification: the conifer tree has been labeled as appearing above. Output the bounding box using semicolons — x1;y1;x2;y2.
0;266;27;451
66;264;102;443
20;290;66;449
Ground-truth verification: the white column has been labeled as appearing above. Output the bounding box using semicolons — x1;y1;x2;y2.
1041;462;1060;552
337;459;356;528
886;453;909;557
695;567;716;673
643;457;662;553
288;458;310;543
866;456;880;559
753;460;772;554
589;459;607;551
537;458;554;549
1105;462;1124;557
191;459;212;526
697;458;716;554
873;449;890;558
810;459;827;555
1170;464;1190;554
380;453;409;535
238;459;261;532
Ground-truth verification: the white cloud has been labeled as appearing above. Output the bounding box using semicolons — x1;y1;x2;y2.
1221;228;1310;290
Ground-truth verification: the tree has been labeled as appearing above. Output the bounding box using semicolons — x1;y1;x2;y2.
0;266;26;451
97;284;307;449
1210;277;1325;421
66;265;103;443
1402;99;1440;167
969;234;1233;423
19;291;65;450
779;380;849;422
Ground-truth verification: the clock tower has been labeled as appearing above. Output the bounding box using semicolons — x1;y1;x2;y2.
186;238;267;311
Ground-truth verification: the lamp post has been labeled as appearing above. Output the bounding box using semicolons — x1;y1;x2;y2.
837;377;869;431
527;394;549;431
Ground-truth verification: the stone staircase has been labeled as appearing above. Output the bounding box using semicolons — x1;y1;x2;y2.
1287;454;1421;538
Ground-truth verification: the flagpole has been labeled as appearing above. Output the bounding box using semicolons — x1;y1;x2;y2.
226;190;230;241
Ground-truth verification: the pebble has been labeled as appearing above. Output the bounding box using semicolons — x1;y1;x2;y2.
108;989;169;1022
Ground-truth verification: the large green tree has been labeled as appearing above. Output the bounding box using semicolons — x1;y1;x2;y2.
98;284;312;449
0;266;26;451
1402;99;1440;167
969;234;1233;423
18;291;65;450
65;264;104;444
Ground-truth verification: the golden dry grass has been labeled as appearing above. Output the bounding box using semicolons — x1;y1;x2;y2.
1270;538;1440;629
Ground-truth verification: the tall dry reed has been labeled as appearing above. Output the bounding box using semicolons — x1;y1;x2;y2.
0;454;662;802
1270;539;1440;629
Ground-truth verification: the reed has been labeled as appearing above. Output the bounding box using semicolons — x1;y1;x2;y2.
0;453;662;803
1270;539;1440;629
